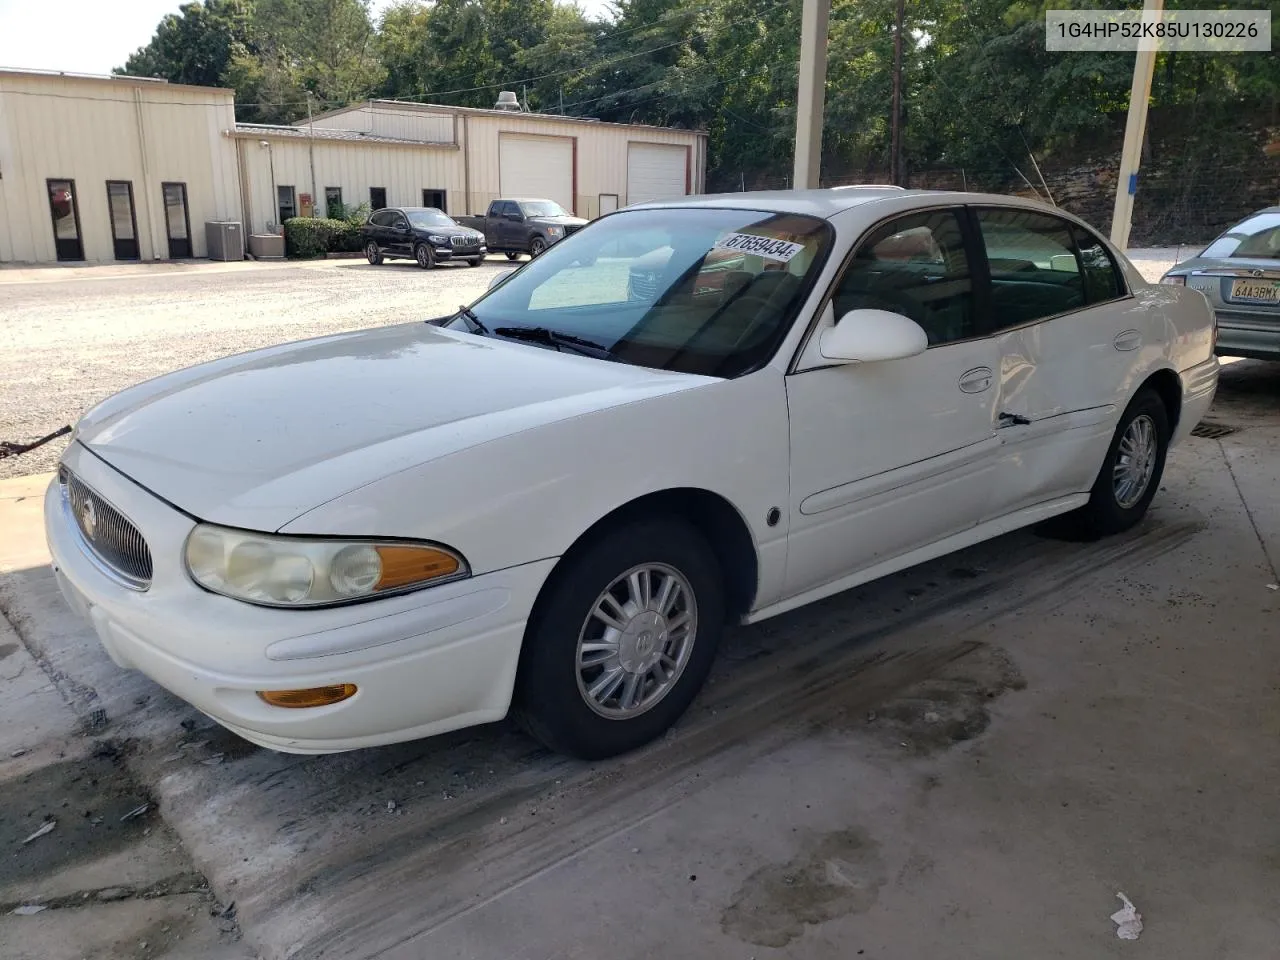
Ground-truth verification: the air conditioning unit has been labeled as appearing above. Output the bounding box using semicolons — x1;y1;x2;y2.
205;221;244;261
494;91;521;112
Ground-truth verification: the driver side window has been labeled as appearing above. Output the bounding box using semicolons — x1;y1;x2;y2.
832;210;976;346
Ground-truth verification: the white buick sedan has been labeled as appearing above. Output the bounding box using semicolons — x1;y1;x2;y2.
47;189;1219;759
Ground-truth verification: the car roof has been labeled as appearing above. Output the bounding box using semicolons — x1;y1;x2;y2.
393;206;448;214
628;187;1066;221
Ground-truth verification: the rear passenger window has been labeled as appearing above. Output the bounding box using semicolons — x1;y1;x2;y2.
975;208;1085;329
1073;225;1125;303
833;210;976;346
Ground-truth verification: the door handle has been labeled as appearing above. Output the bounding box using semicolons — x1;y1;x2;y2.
998;411;1031;427
958;366;993;393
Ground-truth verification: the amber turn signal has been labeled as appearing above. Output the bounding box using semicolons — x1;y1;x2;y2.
374;545;460;590
257;684;358;709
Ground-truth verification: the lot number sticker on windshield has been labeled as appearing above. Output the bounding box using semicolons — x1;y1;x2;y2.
712;233;805;262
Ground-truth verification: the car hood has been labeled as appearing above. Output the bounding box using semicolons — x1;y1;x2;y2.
531;215;588;227
76;323;711;531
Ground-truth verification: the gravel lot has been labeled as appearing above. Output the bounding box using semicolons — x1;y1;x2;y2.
0;258;505;478
0;248;1190;480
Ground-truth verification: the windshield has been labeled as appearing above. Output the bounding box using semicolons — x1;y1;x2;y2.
520;201;570;218
1200;212;1280;260
445;207;833;377
406;209;455;229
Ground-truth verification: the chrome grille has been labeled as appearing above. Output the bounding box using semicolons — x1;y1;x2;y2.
450;236;478;248
628;270;659;300
59;467;153;589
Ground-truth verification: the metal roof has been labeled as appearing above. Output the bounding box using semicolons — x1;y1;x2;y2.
232;123;455;147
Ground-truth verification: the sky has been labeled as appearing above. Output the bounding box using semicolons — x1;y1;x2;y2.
0;0;613;77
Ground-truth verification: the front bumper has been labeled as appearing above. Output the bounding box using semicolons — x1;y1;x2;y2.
434;245;487;261
45;443;554;754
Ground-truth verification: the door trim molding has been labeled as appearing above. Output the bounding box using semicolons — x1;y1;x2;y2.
799;435;1001;515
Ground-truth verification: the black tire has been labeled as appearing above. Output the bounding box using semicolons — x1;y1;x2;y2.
529;236;547;258
513;519;724;760
467;257;483;267
364;241;382;265
414;243;434;269
505;251;521;262
1068;387;1170;539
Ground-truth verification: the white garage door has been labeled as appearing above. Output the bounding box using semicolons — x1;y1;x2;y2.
627;143;688;206
499;135;574;213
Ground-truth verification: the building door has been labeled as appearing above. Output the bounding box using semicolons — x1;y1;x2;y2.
370;187;387;210
162;182;192;258
498;134;574;213
46;179;84;261
106;181;140;260
277;185;297;225
626;143;688;206
422;189;447;212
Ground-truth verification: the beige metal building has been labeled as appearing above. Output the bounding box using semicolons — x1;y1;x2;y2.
0;70;705;264
233;100;707;230
0;68;242;263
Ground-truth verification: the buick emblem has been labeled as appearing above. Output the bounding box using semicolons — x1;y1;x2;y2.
1251;269;1265;278
80;498;98;539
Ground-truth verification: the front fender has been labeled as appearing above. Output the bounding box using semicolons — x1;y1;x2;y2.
280;370;793;609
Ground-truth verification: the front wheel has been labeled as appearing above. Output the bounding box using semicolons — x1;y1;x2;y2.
513;519;724;759
415;244;434;269
1069;387;1170;538
529;237;547;258
467;257;483;267
365;241;382;265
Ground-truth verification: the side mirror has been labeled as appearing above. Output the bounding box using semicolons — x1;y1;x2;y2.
819;309;928;363
487;268;515;290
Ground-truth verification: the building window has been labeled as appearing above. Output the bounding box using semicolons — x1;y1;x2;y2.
370;187;387;210
325;187;343;219
423;189;447;212
278;185;297;224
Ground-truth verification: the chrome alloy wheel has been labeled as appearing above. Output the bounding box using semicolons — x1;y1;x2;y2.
1113;413;1158;508
575;563;698;719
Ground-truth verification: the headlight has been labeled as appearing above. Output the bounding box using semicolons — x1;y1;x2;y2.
184;524;468;608
428;234;449;245
546;226;564;237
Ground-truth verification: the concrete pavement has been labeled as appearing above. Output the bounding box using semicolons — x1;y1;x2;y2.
0;360;1277;959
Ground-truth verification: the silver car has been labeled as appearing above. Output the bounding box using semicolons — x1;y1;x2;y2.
1161;207;1280;359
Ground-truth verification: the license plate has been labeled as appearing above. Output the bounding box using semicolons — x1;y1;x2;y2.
1230;278;1280;303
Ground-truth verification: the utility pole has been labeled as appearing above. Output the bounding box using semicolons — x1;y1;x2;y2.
890;0;906;186
306;92;318;218
792;0;831;189
1110;0;1164;250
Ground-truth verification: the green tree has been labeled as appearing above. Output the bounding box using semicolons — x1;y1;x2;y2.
117;0;255;88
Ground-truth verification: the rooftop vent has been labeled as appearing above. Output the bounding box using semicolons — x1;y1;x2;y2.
494;91;522;112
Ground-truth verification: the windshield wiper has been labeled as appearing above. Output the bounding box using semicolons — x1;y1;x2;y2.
455;304;489;335
492;326;617;361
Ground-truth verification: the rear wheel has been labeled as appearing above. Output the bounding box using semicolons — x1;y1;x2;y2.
513;519;724;760
364;241;382;265
415;244;434;269
529;236;547;258
505;251;521;262
1068;387;1170;538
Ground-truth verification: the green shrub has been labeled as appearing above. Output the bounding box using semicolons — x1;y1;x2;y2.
283;217;338;258
283;215;368;257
